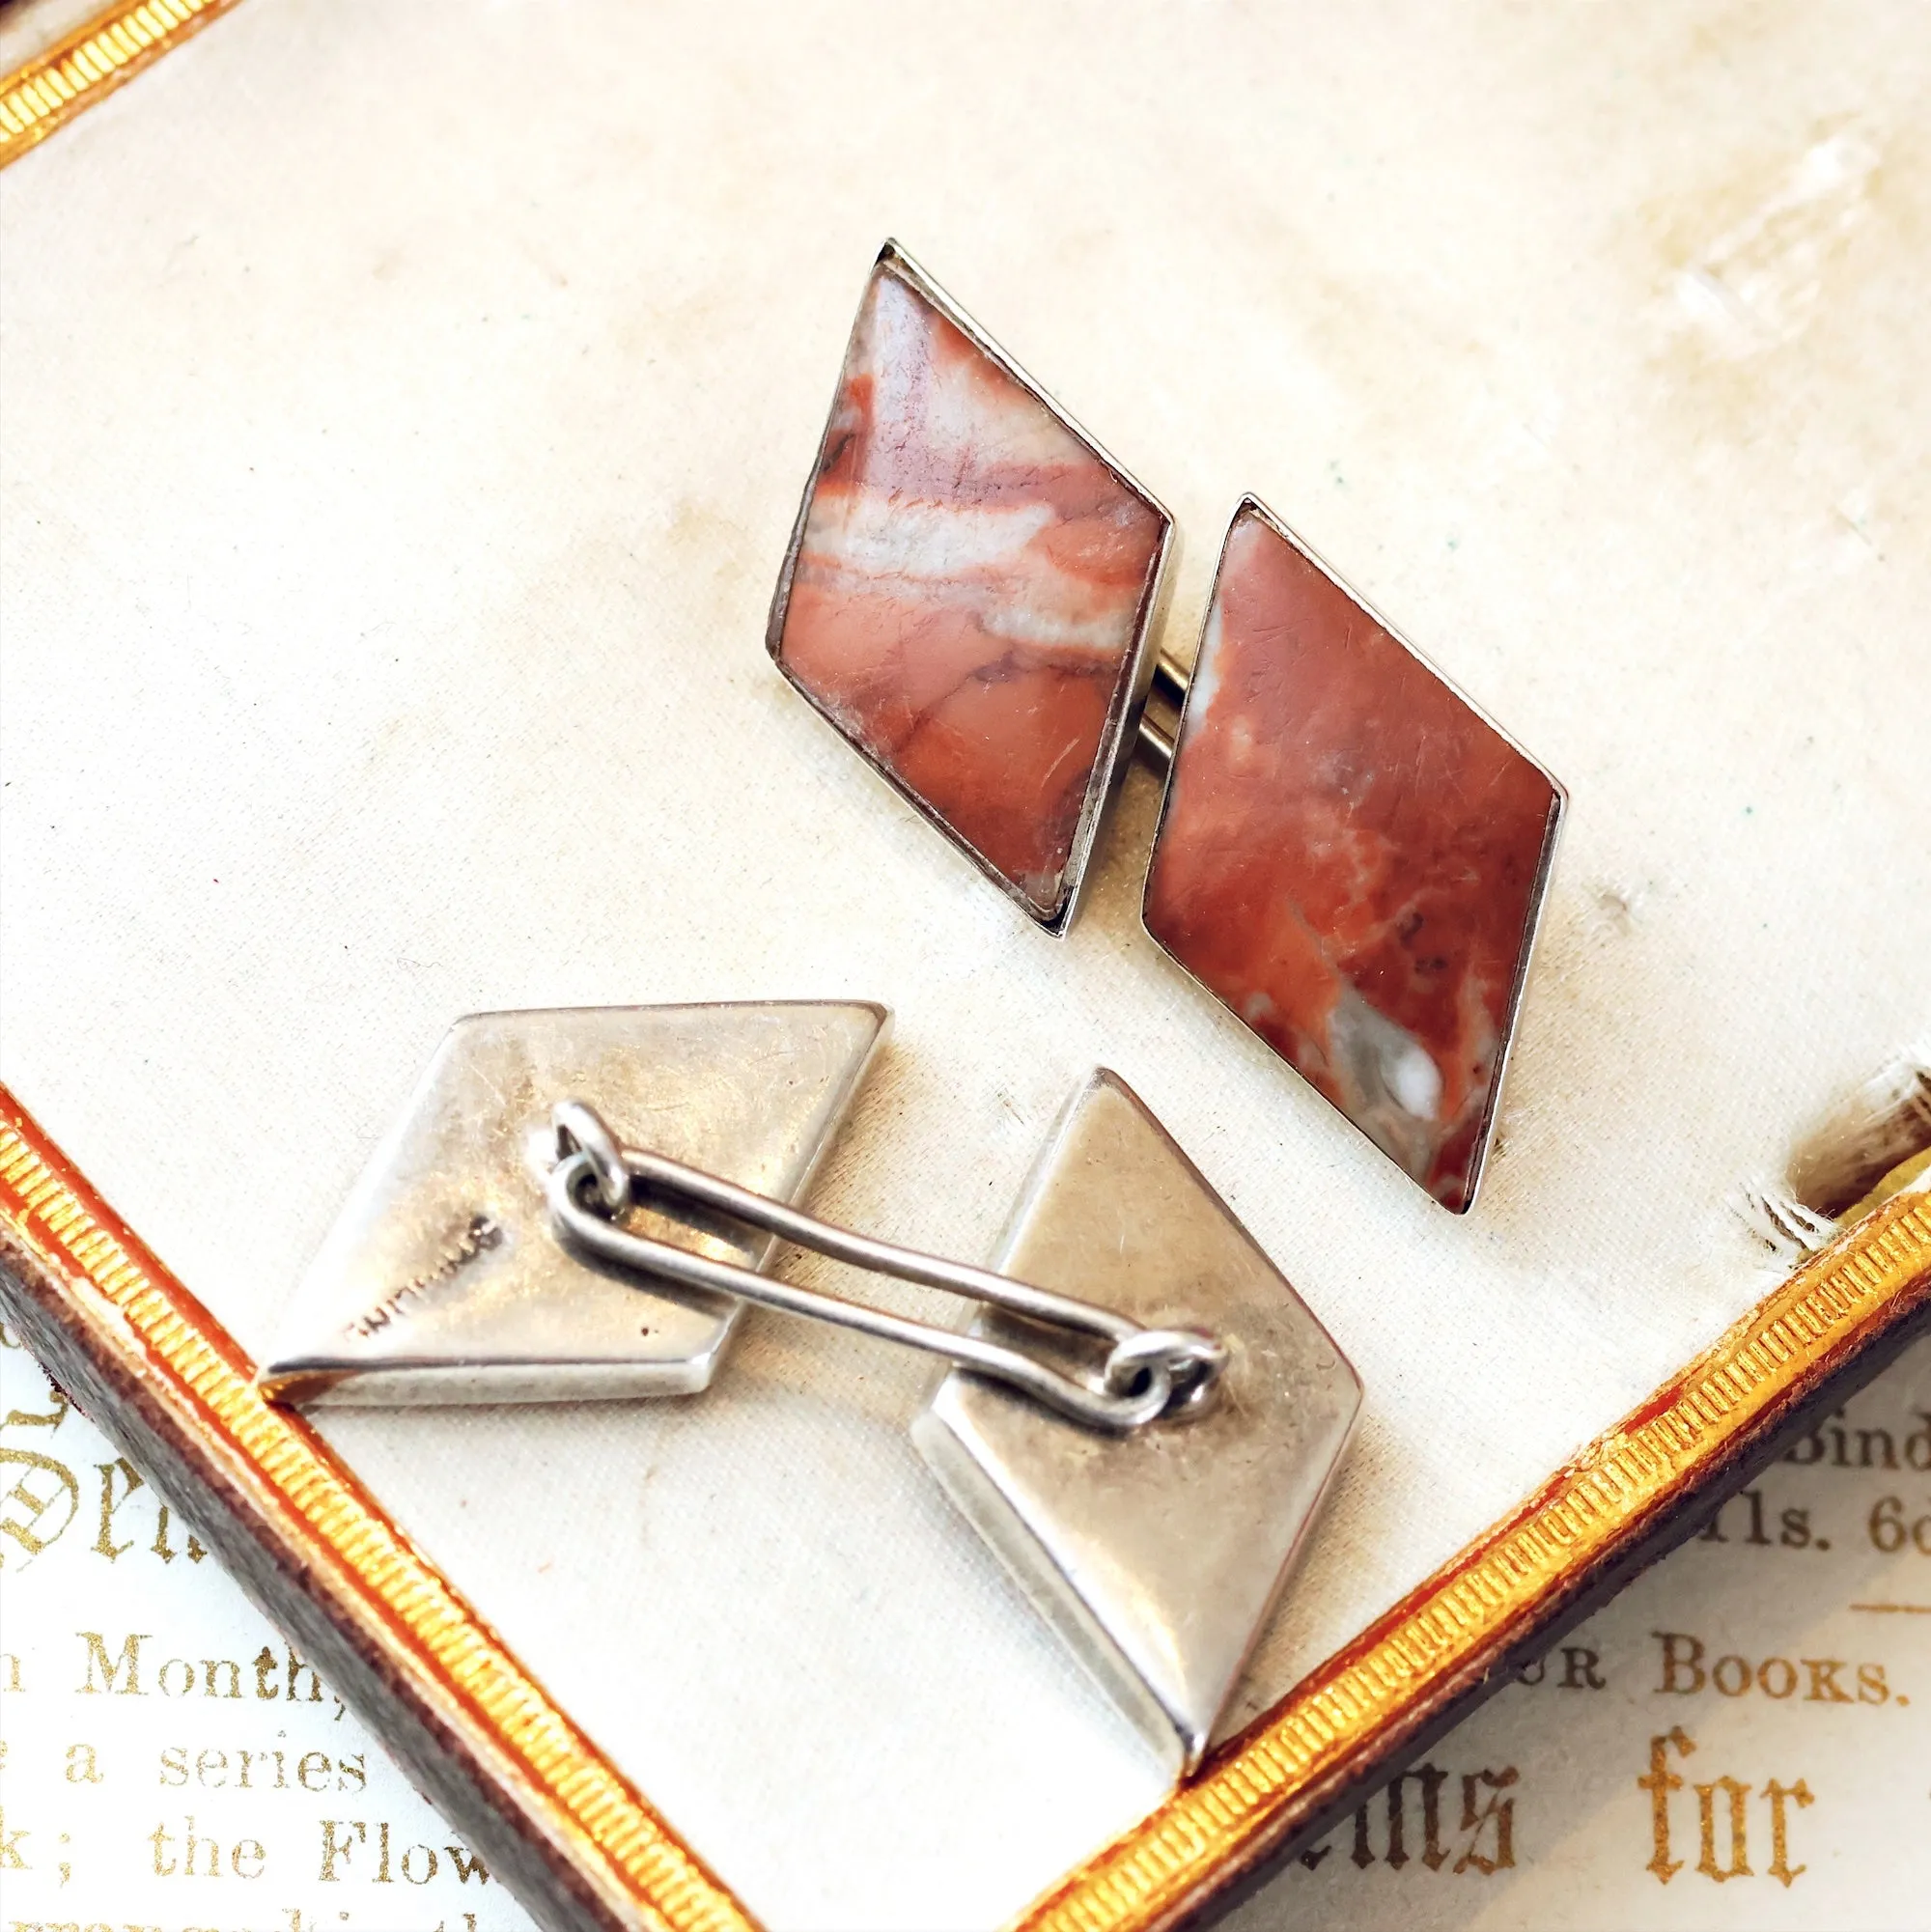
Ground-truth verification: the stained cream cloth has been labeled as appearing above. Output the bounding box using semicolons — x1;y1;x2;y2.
2;3;1926;1926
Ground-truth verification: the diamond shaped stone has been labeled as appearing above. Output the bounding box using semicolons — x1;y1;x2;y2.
1144;498;1564;1211
770;243;1170;932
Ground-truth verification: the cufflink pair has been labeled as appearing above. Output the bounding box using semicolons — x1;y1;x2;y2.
770;243;1566;1214
262;1002;1360;1773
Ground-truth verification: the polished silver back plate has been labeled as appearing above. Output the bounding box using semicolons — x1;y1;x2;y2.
911;1070;1360;1775
262;1001;886;1407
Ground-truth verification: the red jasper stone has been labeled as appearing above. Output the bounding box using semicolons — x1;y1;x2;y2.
771;250;1168;928
1144;502;1562;1212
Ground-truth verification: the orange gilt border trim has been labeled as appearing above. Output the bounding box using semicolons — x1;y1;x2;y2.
0;0;243;164
1015;1188;1931;1930
2;1078;1925;1932
0;1087;759;1932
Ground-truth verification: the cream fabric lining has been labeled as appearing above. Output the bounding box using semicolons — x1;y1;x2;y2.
2;3;1926;1926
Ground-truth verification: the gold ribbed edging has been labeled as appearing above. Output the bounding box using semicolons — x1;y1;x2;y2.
0;0;241;163
1013;1188;1931;1932
0;1088;759;1932
2;1078;1924;1932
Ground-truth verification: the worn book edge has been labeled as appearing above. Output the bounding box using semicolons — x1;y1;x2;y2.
0;1085;752;1932
2;1083;1927;1932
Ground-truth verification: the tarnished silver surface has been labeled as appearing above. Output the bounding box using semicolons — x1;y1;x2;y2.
912;1070;1361;1776
260;1002;886;1407
545;1102;1224;1431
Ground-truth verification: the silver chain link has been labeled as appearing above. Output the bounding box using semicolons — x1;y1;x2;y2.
546;1100;1224;1433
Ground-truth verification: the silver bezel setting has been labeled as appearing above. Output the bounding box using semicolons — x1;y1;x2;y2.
767;238;1176;937
1141;493;1568;1214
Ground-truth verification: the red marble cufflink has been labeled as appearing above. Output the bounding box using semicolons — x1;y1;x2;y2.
768;241;1174;933
1143;499;1565;1213
769;248;1562;1211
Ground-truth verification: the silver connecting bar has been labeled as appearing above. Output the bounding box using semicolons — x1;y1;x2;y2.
546;1101;1224;1432
1135;653;1190;770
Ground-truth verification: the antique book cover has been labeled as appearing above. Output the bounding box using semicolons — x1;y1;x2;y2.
2;1326;1923;1925
1;2;1927;1927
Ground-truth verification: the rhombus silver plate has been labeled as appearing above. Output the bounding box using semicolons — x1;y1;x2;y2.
261;1002;885;1406
913;1070;1361;1773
